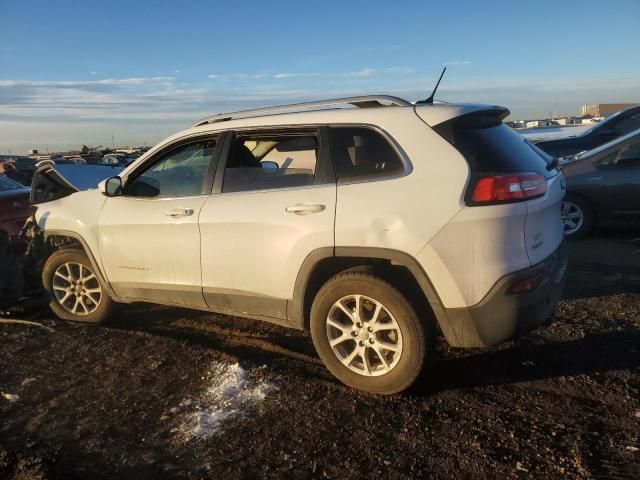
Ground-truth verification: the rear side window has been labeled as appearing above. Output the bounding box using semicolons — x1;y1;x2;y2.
434;112;555;178
329;127;404;181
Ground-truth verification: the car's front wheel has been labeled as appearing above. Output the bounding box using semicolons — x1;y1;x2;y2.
310;271;431;394
42;249;113;323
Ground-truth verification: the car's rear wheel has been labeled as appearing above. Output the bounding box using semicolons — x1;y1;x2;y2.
42;249;113;323
561;194;594;238
310;271;431;394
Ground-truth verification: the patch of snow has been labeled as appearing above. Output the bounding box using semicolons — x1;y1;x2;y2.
1;392;19;402
175;362;274;439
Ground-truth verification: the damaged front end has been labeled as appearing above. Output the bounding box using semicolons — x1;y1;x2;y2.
0;209;46;308
1;164;91;308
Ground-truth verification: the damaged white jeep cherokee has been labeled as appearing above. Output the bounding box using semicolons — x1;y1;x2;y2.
33;95;567;394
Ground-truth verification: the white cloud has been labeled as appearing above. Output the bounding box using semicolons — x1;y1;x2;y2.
207;74;224;80
444;60;472;66
385;66;415;74
0;77;176;88
344;68;376;77
90;71;97;76
273;72;321;79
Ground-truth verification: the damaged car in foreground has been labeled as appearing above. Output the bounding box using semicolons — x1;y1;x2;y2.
22;95;566;394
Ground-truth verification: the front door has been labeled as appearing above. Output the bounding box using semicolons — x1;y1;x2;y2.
98;136;221;306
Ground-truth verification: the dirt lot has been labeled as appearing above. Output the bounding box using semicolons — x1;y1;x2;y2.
1;232;639;479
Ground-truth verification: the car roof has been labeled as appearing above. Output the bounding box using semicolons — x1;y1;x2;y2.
124;96;507;172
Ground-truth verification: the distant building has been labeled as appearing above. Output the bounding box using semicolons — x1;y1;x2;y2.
581;103;639;117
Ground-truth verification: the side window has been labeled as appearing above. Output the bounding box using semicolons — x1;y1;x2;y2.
618;140;640;164
222;132;318;193
329;127;404;181
125;139;217;198
612;113;640;136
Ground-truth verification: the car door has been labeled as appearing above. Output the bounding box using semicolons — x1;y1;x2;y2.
603;139;640;222
98;135;222;307
199;127;335;320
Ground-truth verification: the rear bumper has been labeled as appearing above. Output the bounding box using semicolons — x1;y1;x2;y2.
435;241;568;348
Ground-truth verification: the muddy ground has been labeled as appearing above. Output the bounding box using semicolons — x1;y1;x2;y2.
1;232;639;479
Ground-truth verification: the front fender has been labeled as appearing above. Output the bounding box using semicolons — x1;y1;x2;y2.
35;190;113;295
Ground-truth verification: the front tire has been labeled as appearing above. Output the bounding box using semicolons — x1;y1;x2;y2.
310;271;430;394
42;249;113;323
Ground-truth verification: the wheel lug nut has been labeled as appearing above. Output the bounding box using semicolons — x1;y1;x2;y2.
369;338;375;344
351;331;358;337
367;327;373;332
356;322;362;328
359;340;365;347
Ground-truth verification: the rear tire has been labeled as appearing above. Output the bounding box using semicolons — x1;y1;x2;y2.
42;249;113;323
310;271;431;394
562;194;594;238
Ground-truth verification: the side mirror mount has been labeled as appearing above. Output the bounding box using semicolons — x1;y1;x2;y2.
101;176;123;197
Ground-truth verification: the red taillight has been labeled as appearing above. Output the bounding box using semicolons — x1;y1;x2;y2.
470;173;547;204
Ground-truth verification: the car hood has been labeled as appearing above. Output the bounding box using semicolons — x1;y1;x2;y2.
31;164;123;204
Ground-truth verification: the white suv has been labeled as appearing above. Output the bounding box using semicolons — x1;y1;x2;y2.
33;95;567;394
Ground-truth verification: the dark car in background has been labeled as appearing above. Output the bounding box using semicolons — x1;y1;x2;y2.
0;175;31;242
561;128;640;237
537;105;640;159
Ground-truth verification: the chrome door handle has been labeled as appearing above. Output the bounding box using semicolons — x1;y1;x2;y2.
165;208;194;217
285;204;326;215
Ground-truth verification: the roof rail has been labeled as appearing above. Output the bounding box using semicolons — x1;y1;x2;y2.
191;95;412;127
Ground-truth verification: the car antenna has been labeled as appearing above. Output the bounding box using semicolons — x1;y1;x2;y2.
417;67;447;104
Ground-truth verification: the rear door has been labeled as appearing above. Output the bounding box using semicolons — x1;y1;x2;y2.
199;127;335;320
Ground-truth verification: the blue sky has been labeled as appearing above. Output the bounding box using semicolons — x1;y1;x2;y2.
1;0;639;152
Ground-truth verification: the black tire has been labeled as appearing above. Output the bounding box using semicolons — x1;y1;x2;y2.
562;193;594;239
42;249;113;323
310;271;431;394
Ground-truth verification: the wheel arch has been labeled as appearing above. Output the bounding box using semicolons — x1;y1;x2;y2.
288;247;446;333
43;230;116;298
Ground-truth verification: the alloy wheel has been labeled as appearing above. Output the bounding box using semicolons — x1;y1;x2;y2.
326;294;403;376
52;262;102;315
561;200;584;236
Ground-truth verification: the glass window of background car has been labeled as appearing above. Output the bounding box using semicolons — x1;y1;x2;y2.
125;139;217;198
619;139;640;163
613;113;640;136
222;133;318;193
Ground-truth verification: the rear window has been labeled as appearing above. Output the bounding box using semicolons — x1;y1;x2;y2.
434;111;556;178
